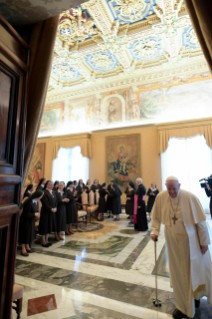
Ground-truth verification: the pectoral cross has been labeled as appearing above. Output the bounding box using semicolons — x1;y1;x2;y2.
172;215;178;224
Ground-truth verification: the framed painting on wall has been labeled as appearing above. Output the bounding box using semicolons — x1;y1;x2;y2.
106;134;140;191
25;143;46;187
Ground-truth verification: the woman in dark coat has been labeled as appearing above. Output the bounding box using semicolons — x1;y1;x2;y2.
106;183;113;218
39;180;59;247
146;183;159;221
36;178;46;191
125;181;135;224
98;183;108;221
109;181;122;221
65;181;78;235
55;181;70;239
23;184;34;198
19;190;43;256
134;178;148;231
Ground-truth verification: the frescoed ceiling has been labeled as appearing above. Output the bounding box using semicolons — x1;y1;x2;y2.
46;0;210;102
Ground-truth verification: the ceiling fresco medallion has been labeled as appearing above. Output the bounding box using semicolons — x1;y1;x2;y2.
129;36;164;61
182;26;200;50
52;57;81;82
85;51;119;72
107;0;156;23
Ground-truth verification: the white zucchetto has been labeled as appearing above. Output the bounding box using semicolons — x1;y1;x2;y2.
166;176;179;183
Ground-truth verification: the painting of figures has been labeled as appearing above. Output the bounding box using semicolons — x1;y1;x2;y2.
105;97;123;124
139;79;212;121
39;103;64;135
106;135;140;191
25;143;45;187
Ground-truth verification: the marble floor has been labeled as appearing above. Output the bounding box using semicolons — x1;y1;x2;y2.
14;216;212;319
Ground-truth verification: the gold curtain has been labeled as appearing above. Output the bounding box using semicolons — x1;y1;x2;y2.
158;119;212;154
52;133;92;159
20;15;59;186
185;0;212;73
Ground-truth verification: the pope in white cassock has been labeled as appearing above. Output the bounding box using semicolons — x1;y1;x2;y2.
151;176;212;319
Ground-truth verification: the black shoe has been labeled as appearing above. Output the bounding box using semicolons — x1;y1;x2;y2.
172;308;188;319
46;242;52;246
195;299;200;308
42;244;49;248
107;215;111;218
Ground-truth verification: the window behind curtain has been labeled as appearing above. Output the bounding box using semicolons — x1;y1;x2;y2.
161;135;212;211
52;146;89;184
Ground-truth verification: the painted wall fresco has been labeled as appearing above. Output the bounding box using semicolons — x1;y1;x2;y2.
39;79;212;137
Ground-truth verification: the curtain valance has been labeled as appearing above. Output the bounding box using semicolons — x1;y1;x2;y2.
157;119;212;154
52;133;92;159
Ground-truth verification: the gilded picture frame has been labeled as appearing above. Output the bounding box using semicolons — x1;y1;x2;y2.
25;143;46;187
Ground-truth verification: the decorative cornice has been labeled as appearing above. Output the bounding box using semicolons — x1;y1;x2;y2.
46;59;210;102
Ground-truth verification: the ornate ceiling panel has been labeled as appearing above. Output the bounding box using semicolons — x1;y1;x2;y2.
47;0;210;99
107;0;157;24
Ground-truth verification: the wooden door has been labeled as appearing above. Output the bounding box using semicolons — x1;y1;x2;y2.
0;14;29;318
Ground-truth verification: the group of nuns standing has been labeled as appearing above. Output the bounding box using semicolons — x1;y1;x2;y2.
19;179;79;255
98;181;122;221
19;177;159;256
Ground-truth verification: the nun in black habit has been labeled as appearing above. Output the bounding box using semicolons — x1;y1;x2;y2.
39;180;59;247
76;179;86;204
98;183;108;221
125;181;135;224
23;184;34;198
146;183;159;221
55;181;70;239
109;181;122;221
106;183;114;218
19;190;43;256
65;181;78;235
134;178;148;231
85;179;92;201
36;178;47;191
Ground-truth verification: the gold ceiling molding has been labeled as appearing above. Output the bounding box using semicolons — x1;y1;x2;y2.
178;4;187;16
47;59;209;102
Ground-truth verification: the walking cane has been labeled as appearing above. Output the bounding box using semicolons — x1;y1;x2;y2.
153;240;162;307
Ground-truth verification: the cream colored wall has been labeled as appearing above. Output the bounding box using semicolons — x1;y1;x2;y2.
37;124;162;202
